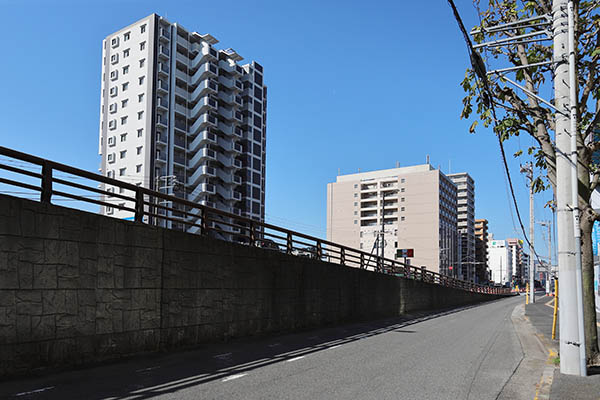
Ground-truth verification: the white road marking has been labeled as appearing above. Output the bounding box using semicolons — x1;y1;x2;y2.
329;345;341;350
15;386;55;396
286;356;305;362
222;373;248;382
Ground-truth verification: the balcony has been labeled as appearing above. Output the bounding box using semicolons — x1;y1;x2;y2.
191;79;218;101
158;63;170;77
156;115;168;128
159;28;170;41
157;97;169;111
218;107;234;121
189;96;216;119
158;45;170;59
174;103;187;116
218;91;234;104
157;80;169;93
218;75;235;88
232;191;242;201
190;61;218;86
188;130;217;153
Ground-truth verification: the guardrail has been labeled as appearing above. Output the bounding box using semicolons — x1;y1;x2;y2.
0;146;510;295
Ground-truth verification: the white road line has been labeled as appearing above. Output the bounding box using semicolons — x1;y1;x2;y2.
329;345;341;350
286;356;305;362
15;386;55;396
222;373;248;382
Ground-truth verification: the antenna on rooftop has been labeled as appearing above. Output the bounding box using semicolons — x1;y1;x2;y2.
426;155;430;164
396;161;400;168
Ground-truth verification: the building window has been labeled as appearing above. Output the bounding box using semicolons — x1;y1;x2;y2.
139;59;145;68
138;76;145;85
354;193;358;198
107;136;116;147
120;150;126;159
107;153;115;163
109;103;117;114
120;133;127;142
354;211;357;215
121;116;128;125
106;206;113;215
119;168;126;176
136;164;142;173
111;37;119;48
401;178;405;183
121;99;128;108
401;187;405;192
401;207;405;211
123;49;130;58
108;119;117;130
354;202;358;206
136;146;142;155
140;24;146;33
109;87;118;97
140;41;146;51
122;82;129;91
123;65;129;74
110;54;119;64
124;32;130;41
107;170;114;178
138;93;144;102
354;184;358;188
110;70;118;80
136;111;143;120
401;197;405;202
137;128;143;137
401;216;405;221
354;220;357;224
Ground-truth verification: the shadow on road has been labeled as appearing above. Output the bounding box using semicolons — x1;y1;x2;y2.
0;298;510;399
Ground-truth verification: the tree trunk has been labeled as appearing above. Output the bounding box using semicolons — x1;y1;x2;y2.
580;205;600;364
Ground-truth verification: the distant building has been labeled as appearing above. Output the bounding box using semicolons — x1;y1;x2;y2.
474;219;489;283
506;238;524;284
488;239;513;285
448;173;475;282
522;252;530;282
327;164;458;275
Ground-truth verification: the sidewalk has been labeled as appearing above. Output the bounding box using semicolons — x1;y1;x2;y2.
524;295;600;400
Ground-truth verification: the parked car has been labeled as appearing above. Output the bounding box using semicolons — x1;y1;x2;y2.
255;238;282;251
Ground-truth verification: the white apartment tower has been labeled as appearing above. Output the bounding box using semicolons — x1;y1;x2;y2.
327;165;459;275
448;173;475;282
98;14;267;231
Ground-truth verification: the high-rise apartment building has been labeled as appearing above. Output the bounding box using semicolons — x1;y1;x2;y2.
327;165;458;275
474;218;489;283
448;173;475;282
98;14;267;233
488;238;513;285
506;238;524;284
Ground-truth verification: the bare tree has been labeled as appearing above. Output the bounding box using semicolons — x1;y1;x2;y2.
460;0;599;362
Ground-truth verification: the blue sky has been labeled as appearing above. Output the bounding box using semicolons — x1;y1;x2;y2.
0;0;556;260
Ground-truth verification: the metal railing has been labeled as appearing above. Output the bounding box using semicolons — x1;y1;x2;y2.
0;146;511;295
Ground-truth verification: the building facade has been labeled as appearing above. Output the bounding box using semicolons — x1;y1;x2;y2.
506;238;524;284
327;165;458;275
98;14;267;234
487;238;513;285
474;218;489;283
448;173;475;282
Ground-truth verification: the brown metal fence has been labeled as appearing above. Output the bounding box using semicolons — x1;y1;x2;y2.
0;146;510;295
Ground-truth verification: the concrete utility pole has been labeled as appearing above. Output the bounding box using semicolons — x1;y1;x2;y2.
521;162;535;303
554;0;586;376
538;220;552;291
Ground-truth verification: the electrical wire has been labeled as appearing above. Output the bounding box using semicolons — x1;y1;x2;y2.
447;0;546;267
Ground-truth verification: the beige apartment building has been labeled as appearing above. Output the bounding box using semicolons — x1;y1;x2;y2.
474;219;489;282
326;164;458;275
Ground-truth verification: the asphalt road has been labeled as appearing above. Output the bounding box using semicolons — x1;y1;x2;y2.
0;296;525;400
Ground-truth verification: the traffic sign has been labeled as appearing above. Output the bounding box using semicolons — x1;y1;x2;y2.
396;248;414;258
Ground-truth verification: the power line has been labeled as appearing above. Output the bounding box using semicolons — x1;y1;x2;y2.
447;0;546;267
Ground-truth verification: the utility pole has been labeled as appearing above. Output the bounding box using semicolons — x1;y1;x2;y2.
521;162;535;303
554;0;586;375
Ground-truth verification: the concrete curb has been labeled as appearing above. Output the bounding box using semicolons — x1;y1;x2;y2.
498;303;556;400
